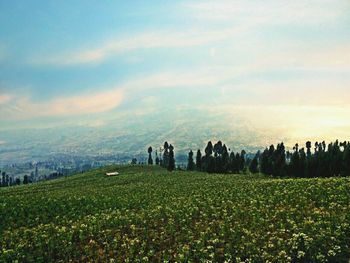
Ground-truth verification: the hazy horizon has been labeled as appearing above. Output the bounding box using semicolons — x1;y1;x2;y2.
1;0;350;162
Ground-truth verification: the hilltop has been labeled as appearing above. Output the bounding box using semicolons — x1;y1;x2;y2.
1;165;350;262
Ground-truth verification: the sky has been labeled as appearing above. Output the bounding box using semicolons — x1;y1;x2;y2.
0;0;350;146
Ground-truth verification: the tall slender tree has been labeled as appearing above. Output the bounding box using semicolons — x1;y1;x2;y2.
196;150;202;171
260;148;270;175
343;142;350;176
168;144;175;171
148;146;153;165
187;150;195;171
222;145;229;173
23;175;29;185
163;142;170;168
249;153;259;174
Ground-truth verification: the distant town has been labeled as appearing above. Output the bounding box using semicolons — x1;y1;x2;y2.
0;152;191;187
0;154;131;186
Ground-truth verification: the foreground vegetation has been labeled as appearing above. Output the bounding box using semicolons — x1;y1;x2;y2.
1;165;350;262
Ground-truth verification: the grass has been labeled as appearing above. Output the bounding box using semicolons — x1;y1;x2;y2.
1;165;350;262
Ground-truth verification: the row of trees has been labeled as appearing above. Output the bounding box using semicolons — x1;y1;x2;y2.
259;140;350;177
145;140;350;178
185;140;350;178
187;141;246;174
0;171;31;187
147;142;176;171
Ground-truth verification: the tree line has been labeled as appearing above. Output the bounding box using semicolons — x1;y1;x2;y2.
145;140;350;178
146;142;176;171
0;170;31;187
258;140;350;178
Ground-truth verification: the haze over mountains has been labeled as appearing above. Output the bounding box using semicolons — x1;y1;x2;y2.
0;0;350;165
0;108;281;165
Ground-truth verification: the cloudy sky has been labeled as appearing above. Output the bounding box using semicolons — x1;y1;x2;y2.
0;0;350;144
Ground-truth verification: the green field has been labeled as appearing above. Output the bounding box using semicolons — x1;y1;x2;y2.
1;166;350;262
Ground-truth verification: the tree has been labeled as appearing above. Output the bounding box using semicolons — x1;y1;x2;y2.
306;141;312;158
131;158;137;165
222;145;229;173
289;143;300;177
168;145;175;171
15;178;21;185
2;172;6;187
273;143;286;177
305;141;312;178
240;150;246;172
203;141;214;173
148;146;153;165
235;153;241;173
267;145;275;175
342;142;350;176
260;148;270;175
205;141;213;156
249;153;259;174
187;150;195;171
299;148;306;178
23;175;29;185
163;142;170;168
196;150;202;171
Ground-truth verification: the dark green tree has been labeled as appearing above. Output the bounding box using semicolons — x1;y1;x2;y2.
163;142;170;168
222;145;229;173
196;150;202;171
305;141;312;178
2;172;6;187
235;153;241;173
228;152;235;173
187;150;195;171
205;141;213;156
15;178;21;185
249;153;259;174
204;141;214;173
299;148;306;178
343;142;350;176
168;144;175;171
240;150;246;172
260;148;270;175
23;175;29;185
273;143;286;177
148;146;153;165
290;144;300;177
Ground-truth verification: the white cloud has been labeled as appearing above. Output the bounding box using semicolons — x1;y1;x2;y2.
34;27;247;66
183;0;347;24
1;88;123;120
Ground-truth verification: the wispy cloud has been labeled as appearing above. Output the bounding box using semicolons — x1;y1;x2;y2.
33;27;246;66
183;0;348;24
0;88;123;120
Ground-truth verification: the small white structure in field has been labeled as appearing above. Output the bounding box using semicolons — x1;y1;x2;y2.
106;172;119;176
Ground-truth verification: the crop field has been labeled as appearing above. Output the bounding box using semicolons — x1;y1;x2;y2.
1;165;350;262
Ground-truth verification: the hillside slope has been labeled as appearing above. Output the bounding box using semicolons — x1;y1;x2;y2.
1;166;350;262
